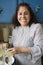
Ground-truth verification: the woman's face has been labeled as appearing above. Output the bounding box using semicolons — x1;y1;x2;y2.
17;6;31;27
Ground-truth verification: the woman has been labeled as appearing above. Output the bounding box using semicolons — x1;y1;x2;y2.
8;3;43;65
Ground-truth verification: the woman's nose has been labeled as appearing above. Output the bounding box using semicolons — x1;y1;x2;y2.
22;14;25;18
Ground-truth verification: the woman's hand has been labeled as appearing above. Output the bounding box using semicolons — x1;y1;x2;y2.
8;47;16;56
7;47;21;56
8;47;31;56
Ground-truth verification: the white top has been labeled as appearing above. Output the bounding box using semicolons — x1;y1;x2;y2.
10;23;43;65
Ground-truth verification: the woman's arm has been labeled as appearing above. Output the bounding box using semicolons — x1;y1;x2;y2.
15;47;31;54
8;47;31;55
28;24;43;63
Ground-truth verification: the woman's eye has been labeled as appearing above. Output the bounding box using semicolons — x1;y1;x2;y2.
24;12;28;15
19;13;22;15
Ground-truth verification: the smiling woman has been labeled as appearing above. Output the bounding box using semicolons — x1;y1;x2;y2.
0;2;43;65
7;3;43;65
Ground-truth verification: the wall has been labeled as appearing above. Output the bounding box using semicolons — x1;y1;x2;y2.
0;0;18;23
23;0;43;23
0;0;43;23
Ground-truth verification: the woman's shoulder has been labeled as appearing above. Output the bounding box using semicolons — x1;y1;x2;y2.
30;23;42;33
30;23;42;29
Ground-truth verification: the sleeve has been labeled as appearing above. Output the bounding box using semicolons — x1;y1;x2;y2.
29;24;43;63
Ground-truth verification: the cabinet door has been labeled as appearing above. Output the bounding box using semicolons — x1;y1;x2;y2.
0;0;18;23
23;0;43;23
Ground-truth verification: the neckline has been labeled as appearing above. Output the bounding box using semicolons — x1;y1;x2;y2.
19;26;29;30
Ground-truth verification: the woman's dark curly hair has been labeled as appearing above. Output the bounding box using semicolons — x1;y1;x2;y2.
12;3;39;27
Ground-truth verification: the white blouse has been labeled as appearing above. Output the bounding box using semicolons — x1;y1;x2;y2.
11;23;43;65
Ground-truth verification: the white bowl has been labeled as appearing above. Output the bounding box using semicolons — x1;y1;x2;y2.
0;56;14;65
